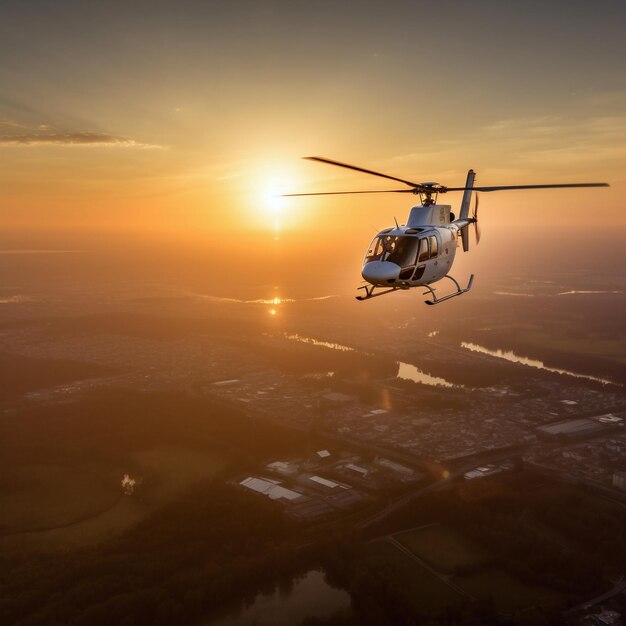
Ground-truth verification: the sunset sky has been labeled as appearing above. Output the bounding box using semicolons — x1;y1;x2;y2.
1;0;625;241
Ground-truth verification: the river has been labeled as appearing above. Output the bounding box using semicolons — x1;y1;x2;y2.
286;334;455;388
460;342;617;386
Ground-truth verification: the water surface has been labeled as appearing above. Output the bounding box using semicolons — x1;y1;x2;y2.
207;569;350;626
286;334;455;387
461;342;617;386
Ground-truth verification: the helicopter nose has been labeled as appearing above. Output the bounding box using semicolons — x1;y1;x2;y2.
362;261;400;285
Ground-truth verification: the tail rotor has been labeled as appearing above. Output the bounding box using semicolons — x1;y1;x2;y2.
472;193;481;245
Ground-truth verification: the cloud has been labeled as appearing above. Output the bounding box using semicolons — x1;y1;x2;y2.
0;117;27;130
482;114;626;141
481;116;564;134
0;119;162;148
0;131;161;148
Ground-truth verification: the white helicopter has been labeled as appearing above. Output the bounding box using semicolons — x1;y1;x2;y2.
285;157;609;305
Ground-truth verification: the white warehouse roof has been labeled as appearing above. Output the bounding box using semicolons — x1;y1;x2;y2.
309;475;340;489
240;477;303;501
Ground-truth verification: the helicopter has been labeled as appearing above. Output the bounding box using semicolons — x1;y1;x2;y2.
284;157;609;305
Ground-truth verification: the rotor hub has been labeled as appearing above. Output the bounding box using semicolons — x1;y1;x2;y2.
416;183;446;205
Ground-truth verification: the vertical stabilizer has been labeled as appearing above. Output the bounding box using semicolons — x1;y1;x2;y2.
458;169;475;220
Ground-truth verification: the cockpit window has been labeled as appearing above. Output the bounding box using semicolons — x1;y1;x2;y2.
365;236;419;268
365;237;384;262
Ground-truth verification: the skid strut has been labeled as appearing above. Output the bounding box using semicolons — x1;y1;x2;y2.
356;274;474;304
356;284;399;301
423;274;474;305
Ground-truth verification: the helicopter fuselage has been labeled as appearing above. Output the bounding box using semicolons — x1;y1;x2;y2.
361;204;461;290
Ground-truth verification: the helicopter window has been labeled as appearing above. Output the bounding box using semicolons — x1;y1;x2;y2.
418;238;429;262
413;265;426;281
429;236;438;258
384;236;419;268
365;237;384;263
366;236;421;267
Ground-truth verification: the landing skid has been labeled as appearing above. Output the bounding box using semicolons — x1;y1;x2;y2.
356;284;399;301
355;274;474;304
423;274;474;305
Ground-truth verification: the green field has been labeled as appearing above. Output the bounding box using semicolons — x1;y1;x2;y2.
0;464;120;534
129;445;229;505
379;525;566;615
395;524;487;574
0;446;227;554
364;540;462;613
457;568;564;614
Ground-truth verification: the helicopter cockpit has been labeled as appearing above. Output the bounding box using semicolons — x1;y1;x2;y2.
364;234;436;282
365;235;417;266
365;234;434;265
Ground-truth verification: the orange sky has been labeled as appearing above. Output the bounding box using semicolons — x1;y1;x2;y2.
1;0;625;240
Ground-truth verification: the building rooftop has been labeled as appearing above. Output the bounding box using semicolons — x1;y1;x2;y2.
240;477;304;501
537;418;604;438
309;475;348;490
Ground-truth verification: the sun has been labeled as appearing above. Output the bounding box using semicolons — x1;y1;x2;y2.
262;176;289;234
255;167;300;232
262;180;288;216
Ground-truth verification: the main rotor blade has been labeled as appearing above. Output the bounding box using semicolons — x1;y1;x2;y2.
282;189;415;197
304;156;421;188
444;183;609;192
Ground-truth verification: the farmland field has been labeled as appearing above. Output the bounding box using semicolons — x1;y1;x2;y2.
129;445;229;504
388;524;566;614
363;540;462;613
0;464;120;534
0;446;228;554
395;524;487;574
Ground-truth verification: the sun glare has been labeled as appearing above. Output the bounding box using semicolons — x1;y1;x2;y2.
263;185;287;216
255;167;301;233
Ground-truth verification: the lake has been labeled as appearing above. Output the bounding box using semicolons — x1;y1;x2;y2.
207;569;351;626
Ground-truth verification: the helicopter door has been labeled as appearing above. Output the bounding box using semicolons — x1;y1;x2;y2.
390;237;420;280
421;233;444;283
412;238;429;280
